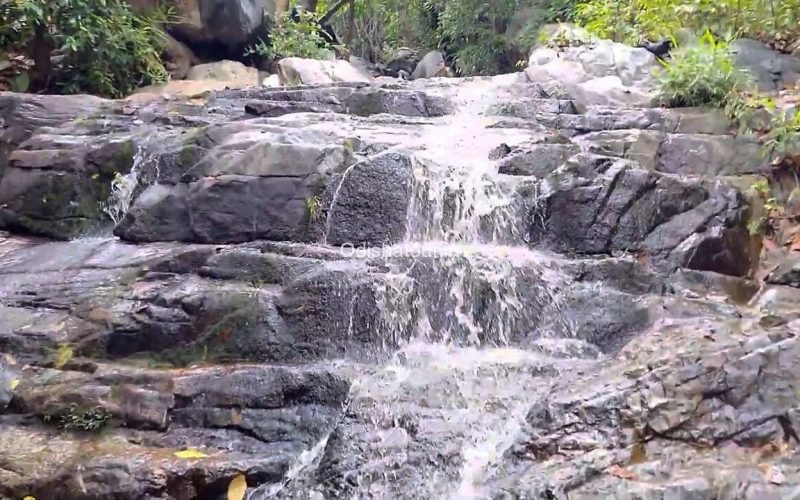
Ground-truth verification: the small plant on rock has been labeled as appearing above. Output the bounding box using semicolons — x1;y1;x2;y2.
654;31;752;108
305;195;321;222
43;404;112;432
762;109;800;167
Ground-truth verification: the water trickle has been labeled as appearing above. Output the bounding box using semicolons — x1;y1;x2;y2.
102;145;160;225
321;161;361;245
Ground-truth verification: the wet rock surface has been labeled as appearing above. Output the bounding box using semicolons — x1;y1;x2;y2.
0;64;798;499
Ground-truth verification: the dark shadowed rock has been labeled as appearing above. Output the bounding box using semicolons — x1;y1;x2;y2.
730;38;800;91
528;156;757;276
322;153;414;247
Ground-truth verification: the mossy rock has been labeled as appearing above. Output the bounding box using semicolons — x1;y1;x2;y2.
1;139;137;238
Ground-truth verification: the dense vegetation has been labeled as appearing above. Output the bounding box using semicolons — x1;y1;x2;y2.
1;0;798;98
0;0;168;97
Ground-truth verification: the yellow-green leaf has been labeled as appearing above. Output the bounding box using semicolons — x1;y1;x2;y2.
53;344;73;369
23;496;36;500
174;448;208;459
8;378;19;391
227;473;247;500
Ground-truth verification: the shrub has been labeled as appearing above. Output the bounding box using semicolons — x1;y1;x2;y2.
573;0;800;47
654;31;752;108
247;10;337;61
0;0;168;97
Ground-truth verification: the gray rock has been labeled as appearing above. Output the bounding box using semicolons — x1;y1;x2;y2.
114;184;193;242
766;254;800;288
568;75;656;111
656;133;766;176
322;152;413;247
411;50;450;80
497;143;579;176
730;38;800;91
529;157;757;276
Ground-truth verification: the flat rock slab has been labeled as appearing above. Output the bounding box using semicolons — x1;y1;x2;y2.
0;362;349;499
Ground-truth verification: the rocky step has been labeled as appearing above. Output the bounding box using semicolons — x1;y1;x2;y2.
0;361;349;499
487;319;800;498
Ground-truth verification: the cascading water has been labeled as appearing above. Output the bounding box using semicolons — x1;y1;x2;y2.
296;76;585;498
102;144;160;227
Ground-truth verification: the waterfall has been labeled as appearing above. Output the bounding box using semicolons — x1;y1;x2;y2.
324;76;579;498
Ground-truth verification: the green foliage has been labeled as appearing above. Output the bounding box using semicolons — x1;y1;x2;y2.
0;0;168;97
762;110;800;166
654;31;752;108
247;10;337;60
747;178;779;235
432;0;523;75
305;195;321;222
43;404;112;432
573;0;800;46
342;0;530;76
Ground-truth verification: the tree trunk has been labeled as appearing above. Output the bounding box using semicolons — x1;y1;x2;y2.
29;23;53;92
345;0;355;47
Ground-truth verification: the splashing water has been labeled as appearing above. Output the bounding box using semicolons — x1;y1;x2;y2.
404;77;539;244
102;145;160;225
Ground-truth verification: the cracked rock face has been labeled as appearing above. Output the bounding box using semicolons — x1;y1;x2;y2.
0;60;797;499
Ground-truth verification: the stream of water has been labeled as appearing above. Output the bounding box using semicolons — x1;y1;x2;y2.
277;76;584;499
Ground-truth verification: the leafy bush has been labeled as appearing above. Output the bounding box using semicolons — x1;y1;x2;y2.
573;0;800;46
0;0;168;97
762;110;800;166
654;31;752;108
248;10;337;60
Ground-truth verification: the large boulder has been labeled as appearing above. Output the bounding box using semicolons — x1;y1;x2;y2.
528;40;658;109
186;60;260;84
321;152;414;247
277;58;372;86
730;38;800;91
131;0;274;56
117;122;358;244
411;50;450;80
528;154;758;276
528;40;658;87
0;121;137;238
